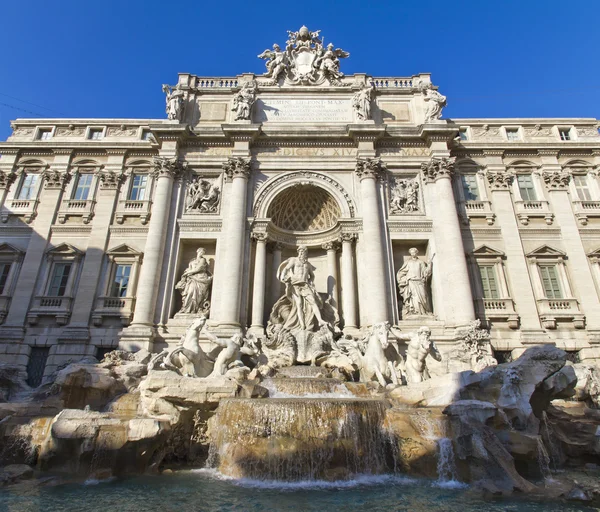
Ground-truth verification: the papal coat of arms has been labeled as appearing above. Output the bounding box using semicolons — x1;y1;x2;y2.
258;26;350;86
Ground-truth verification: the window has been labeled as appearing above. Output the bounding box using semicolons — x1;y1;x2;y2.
88;128;104;140
37;129;52;140
573;175;592;201
26;347;50;388
110;264;131;297
0;263;11;294
559;128;571;141
73;174;93;200
17;174;38;200
142;130;153;141
539;264;562;299
48;263;72;296
129;174;148;200
461;174;480;200
506;128;520;141
517;174;537;201
478;265;499;299
459;128;468;141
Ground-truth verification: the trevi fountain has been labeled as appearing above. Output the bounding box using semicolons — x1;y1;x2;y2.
0;26;600;511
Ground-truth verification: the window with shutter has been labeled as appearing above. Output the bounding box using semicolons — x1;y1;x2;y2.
478;265;499;299
539;265;562;299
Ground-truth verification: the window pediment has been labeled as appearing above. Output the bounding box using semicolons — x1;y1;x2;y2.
526;245;566;258
45;243;84;257
472;245;505;258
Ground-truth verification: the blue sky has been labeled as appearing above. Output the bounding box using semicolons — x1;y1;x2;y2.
1;0;598;141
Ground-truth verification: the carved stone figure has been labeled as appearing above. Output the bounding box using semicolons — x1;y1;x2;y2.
208;333;259;379
260;323;296;371
272;246;328;332
147;316;215;378
390;177;419;214
185;177;221;213
456;320;498;372
397;248;433;316
231;80;257;121
162;84;185;122
257;44;289;82
258;27;349;85
175;248;213;314
404;326;442;383
352;83;373;121
418;82;447;123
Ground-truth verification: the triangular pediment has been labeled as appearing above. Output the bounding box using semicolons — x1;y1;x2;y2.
0;243;24;256
472;245;505;258
526;245;566;258
587;248;600;258
45;243;83;256
106;244;142;256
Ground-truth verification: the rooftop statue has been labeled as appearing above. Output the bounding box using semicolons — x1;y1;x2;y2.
231;80;257;121
162;84;185;122
258;26;349;86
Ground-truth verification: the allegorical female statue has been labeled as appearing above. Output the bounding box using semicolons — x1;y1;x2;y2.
396;248;433;317
175;248;213;314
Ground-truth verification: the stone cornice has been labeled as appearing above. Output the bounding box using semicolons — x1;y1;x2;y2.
221;123;262;142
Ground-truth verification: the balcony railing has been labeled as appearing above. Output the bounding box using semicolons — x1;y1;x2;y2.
475;297;519;329
537;297;585;329
27;295;73;325
115;200;151;225
572;200;600;226
57;199;96;224
459;200;495;225
514;200;553;225
1;198;39;223
92;296;136;326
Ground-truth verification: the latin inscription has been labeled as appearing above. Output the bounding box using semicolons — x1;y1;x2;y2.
198;147;432;157
254;99;352;123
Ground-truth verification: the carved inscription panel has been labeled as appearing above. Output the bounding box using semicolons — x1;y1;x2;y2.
254;98;352;123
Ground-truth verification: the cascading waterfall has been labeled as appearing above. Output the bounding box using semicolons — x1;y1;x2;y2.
261;378;353;398
435;437;460;486
536;436;552;481
206;397;399;481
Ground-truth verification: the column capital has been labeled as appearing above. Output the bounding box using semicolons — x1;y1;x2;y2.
354;157;387;180
94;168;126;190
322;241;341;252
421;156;455;183
0;171;17;190
151;156;187;180
340;232;358;243
222;157;252;182
486;169;514;190
543;170;571;190
251;231;268;243
41;168;71;190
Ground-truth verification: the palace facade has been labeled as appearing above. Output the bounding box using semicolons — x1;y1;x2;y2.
1;27;599;385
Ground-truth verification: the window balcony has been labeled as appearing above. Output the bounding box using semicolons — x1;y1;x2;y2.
514;200;553;225
475;298;519;329
460;200;495;225
1;198;39;224
27;295;73;325
57;199;96;224
572;200;600;226
115;199;152;225
537;297;585;329
92;296;136;326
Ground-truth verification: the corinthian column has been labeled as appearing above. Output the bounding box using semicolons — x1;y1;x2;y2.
217;157;251;328
355;157;389;325
421;156;475;324
250;232;268;330
121;155;184;351
340;233;358;329
322;241;340;306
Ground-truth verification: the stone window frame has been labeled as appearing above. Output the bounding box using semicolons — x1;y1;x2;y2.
502;126;522;142
115;161;155;225
556;126;575;141
458;126;470;141
34;126;56;141
587;248;600;297
27;243;84;326
525;244;584;329
92;244;143;326
1;162;47;224
454;160;494;225
507;161;553;225
0;243;25;324
562;160;600;225
468;244;518;328
85;126;106;140
57;161;101;224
